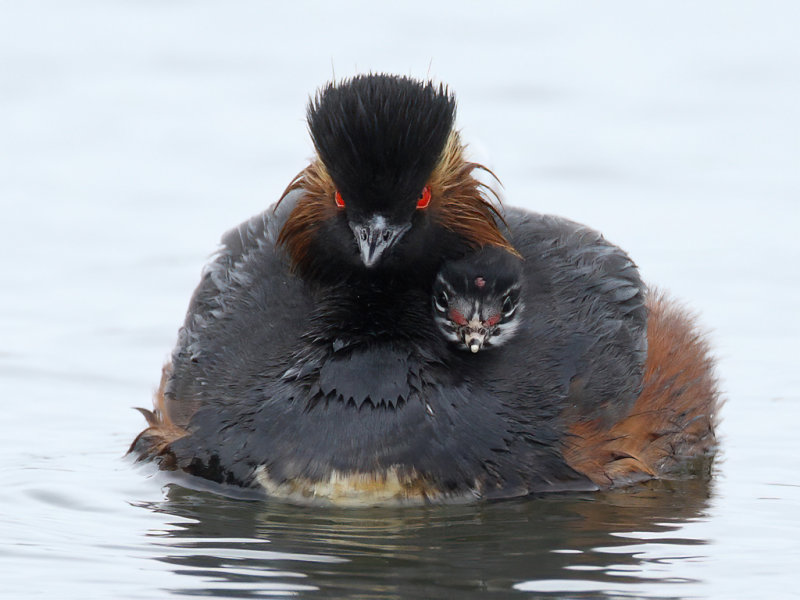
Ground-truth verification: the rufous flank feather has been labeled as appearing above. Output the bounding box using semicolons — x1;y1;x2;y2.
564;289;721;487
128;363;187;465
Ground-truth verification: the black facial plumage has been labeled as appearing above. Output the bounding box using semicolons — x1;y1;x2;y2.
307;74;456;214
436;246;523;301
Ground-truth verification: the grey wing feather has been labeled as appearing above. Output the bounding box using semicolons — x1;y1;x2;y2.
164;190;311;425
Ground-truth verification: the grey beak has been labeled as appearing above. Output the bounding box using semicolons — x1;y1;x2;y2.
350;216;410;268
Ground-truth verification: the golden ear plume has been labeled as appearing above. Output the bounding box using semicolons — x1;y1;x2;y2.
428;132;520;258
275;161;336;272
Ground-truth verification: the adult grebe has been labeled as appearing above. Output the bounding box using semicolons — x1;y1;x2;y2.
131;74;719;504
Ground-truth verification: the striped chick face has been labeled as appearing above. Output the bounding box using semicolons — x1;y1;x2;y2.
432;253;522;353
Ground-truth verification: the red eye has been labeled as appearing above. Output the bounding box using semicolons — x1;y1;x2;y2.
485;314;501;327
416;186;431;210
449;309;468;326
335;190;345;208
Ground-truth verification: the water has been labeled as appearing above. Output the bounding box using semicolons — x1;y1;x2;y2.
2;1;799;598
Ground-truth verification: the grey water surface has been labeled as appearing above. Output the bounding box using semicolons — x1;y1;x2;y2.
1;1;799;598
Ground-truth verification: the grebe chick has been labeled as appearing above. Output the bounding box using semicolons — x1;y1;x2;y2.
433;247;523;353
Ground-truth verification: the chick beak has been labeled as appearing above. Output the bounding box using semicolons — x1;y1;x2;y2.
350;216;410;268
464;332;485;353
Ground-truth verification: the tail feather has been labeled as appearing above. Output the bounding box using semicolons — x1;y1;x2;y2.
565;289;721;487
128;364;187;465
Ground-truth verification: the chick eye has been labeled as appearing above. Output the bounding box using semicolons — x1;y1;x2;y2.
335;190;345;208
434;289;448;311
416;186;432;210
502;295;515;315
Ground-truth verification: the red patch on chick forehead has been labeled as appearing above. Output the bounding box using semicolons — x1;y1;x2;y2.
474;277;486;289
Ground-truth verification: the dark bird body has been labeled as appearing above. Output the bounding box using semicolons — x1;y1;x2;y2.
132;75;718;504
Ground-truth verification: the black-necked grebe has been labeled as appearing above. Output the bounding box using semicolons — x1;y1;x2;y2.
131;74;719;505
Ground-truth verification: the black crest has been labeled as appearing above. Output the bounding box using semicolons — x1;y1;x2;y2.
307;74;456;211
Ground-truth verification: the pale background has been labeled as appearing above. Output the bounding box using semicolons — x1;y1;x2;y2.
1;2;798;598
